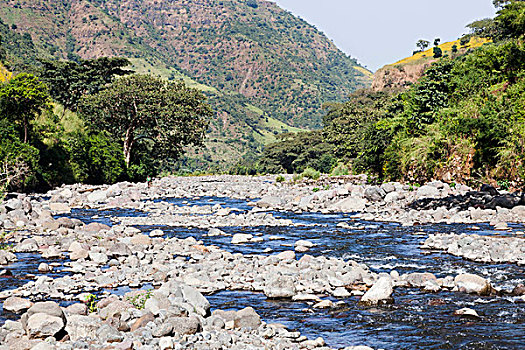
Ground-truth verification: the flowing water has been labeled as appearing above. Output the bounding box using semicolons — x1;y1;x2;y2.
1;196;524;349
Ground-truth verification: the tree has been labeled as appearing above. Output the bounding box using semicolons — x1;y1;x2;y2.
416;39;430;52
39;57;131;112
434;38;441;46
433;47;443;58
493;0;525;41
451;45;458;53
79;75;212;167
0;73;50;143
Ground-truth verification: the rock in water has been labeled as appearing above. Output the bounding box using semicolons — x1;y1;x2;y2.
454;273;492;295
359;277;394;305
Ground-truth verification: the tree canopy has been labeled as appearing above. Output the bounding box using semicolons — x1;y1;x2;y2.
0;73;50;143
39;57;131;112
79;75;212;166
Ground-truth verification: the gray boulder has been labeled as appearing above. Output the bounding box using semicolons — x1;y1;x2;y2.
364;186;386;202
359;277;394;305
263;275;296;298
454;274;492;295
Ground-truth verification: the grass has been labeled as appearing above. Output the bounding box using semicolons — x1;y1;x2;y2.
127;58;218;93
390;37;491;67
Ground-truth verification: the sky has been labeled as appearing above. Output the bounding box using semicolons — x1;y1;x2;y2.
271;0;497;71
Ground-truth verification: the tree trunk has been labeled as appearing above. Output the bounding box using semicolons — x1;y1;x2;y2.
123;127;134;167
23;118;28;143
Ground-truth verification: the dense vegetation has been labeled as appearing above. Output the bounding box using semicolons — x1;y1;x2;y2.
0;0;371;171
258;0;525;187
0;54;212;196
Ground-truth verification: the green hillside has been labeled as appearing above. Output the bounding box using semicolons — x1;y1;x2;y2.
0;0;371;170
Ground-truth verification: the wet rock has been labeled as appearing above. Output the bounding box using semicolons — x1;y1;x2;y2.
231;233;253;244
404;272;437;288
0;250;17;265
15;238;39;252
454;274;491;295
359;277;394;305
512;284;525;296
3;297;33;314
37;263;50;273
454;308;480;318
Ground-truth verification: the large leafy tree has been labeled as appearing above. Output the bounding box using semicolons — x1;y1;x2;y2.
39;57;131;112
80;75;212;166
0;73;50;143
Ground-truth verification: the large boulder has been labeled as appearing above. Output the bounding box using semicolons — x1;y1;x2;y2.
331;197;366;212
87;190;107;203
21;301;66;339
263;275;296;299
359;277;394;305
364;186;386;202
3;297;33;314
14;238;39;252
64;314;102;341
454;274;492;295
231;233;253;244
0;250;17;265
169;315;201;335
256;196;283;209
416;185;440;199
233;307;261;329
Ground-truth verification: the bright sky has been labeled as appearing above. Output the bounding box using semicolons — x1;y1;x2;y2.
270;0;497;71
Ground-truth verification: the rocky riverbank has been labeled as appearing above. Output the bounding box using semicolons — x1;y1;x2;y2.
0;175;524;349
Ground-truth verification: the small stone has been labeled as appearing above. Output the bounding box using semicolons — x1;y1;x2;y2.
454;308;480;318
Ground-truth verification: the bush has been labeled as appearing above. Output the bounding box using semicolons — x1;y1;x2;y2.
0;121;40;192
331;163;349;176
302;167;320;180
275;175;285;183
65;131;126;185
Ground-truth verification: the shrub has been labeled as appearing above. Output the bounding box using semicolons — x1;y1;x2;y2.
331;163;349;176
275;175;285;183
302;167;320;180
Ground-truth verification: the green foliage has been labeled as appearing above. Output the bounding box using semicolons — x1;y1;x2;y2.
331;163;350;176
433;47;443;58
80;74;212;167
65;131;126;185
0;73;50;143
258;131;335;174
0;120;40;192
39;57;132;112
83;294;98;314
275;175;285;183
302;167;320;180
126;289;153;310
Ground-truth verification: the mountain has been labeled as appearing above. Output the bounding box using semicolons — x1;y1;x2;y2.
0;0;371;169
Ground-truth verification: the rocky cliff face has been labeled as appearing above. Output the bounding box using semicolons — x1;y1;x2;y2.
371;61;434;91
